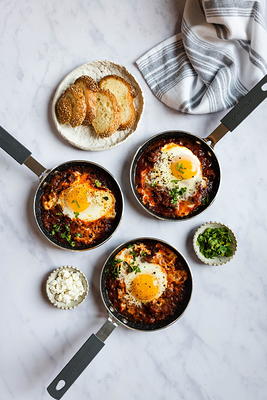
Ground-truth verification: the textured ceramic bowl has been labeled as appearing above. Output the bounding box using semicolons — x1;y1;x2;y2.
193;222;237;266
46;266;89;309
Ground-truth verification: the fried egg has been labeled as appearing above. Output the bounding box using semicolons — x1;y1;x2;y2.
44;175;116;222
147;143;207;199
117;253;167;306
58;183;115;222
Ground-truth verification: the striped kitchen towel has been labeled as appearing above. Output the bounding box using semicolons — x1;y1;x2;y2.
136;0;267;114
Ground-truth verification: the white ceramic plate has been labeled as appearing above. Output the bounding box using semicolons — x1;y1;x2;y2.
51;60;144;151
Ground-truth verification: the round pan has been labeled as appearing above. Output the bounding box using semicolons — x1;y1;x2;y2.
47;238;193;399
131;130;221;220
131;75;267;220
0;128;123;251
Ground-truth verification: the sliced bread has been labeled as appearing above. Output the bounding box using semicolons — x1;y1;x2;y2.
99;75;136;130
74;76;99;125
91;90;121;137
56;84;86;127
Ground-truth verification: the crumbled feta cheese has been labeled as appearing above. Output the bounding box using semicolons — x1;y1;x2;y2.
48;269;85;306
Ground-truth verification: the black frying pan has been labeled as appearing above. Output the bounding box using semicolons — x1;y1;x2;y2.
130;75;267;220
0;127;123;250
47;237;193;399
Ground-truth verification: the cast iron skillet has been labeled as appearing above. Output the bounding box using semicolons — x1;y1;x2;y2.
47;237;193;399
0;128;123;250
131;74;267;220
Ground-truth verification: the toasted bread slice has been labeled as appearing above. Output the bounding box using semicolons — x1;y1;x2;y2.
91;90;120;137
56;84;86;127
99;75;136;130
74;76;99;125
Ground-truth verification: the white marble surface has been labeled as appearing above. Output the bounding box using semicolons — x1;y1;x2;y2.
0;1;267;399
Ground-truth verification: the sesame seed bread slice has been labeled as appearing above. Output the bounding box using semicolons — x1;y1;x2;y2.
99;75;136;130
56;84;86;127
91;90;121;137
74;76;99;125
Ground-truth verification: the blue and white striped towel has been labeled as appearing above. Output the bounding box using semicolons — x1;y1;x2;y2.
136;0;267;114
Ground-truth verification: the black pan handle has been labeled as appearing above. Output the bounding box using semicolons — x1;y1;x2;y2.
221;74;267;131
205;74;267;147
0;125;31;164
0;125;46;176
47;316;117;399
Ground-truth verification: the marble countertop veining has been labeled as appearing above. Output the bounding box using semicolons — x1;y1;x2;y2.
0;1;267;399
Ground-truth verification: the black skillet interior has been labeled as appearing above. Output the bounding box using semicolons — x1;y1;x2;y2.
101;238;193;331
131;131;221;220
34;160;123;250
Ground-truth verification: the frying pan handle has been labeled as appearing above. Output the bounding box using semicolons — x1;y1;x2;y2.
0;125;46;176
47;316;118;399
205;74;267;147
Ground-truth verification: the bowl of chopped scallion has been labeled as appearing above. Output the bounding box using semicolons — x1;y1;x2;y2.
193;222;237;266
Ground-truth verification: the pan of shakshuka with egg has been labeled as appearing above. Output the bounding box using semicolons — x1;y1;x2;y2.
47;238;193;399
0;126;123;250
130;75;267;220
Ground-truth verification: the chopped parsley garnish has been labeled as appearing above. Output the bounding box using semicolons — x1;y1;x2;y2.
109;258;123;278
128;262;141;273
95;180;102;187
140;251;148;257
71;200;80;208
75;233;82;238
197;227;234;259
176;163;186;174
74;211;79;219
56;212;63;216
130;250;137;261
50;222;76;247
151;181;158;187
170;187;187;204
52;224;61;232
127;244;134;249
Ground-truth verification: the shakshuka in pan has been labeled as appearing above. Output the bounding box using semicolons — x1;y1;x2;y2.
134;137;218;219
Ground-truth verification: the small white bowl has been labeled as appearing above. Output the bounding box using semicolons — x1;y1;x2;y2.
46;266;89;309
193;222;237;266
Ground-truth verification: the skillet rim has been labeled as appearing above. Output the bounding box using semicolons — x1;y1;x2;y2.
33;159;124;251
130;130;221;221
100;237;193;332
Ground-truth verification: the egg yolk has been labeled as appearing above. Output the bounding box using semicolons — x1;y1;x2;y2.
64;184;89;212
130;274;159;302
171;158;197;180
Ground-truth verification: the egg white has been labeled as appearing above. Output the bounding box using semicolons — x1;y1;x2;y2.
117;252;168;306
58;188;115;222
147;143;206;200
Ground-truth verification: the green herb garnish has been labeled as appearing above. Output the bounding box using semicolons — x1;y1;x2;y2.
75;233;82;238
109;258;123;278
176;163;186;174
74;211;79;219
140;251;148;257
170;187;187;204
130;250;137;261
128;262;141;273
56;212;63;216
71;199;80;208
197;227;234;259
95;180;102;187
151;181;158;187
52;224;61;232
